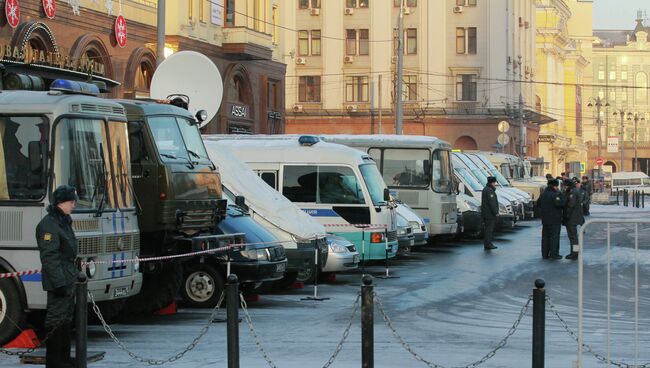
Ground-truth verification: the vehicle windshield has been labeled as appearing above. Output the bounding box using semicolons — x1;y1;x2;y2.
377;148;431;188
469;166;488;186
432;150;452;193
455;167;483;191
0;116;49;201
359;163;387;206
54;118;114;210
176;118;211;164
108;121;134;209
488;166;511;186
148;116;210;164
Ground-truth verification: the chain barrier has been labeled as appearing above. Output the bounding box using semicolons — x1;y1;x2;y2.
90;291;224;365
322;293;360;368
546;295;650;368
374;292;533;368
0;318;64;358
239;293;277;368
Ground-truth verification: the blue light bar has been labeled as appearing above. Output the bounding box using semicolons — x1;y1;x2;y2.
50;79;100;96
298;135;319;146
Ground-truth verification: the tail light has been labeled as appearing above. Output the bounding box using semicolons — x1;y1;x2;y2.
371;232;385;243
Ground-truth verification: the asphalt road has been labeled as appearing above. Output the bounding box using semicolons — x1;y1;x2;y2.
2;204;650;367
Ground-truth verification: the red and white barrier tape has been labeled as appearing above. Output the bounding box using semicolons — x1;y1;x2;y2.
324;223;388;231
0;269;40;279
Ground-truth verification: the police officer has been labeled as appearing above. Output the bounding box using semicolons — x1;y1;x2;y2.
581;176;593;216
481;176;499;250
36;185;79;368
539;179;565;259
563;179;584;260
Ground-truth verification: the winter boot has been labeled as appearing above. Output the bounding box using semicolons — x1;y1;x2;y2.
565;252;579;260
60;322;75;366
45;325;73;368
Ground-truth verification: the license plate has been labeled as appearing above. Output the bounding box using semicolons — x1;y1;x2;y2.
276;263;286;273
113;287;129;298
353;255;360;263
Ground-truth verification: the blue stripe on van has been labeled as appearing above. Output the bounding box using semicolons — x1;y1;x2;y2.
302;209;339;217
21;274;42;282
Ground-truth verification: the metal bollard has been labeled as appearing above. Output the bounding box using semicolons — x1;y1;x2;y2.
75;272;88;368
637;191;641;208
532;279;546;368
227;274;239;368
361;275;374;368
617;190;620;205
643;192;645;208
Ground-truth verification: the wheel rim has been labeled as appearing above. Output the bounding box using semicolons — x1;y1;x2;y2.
296;267;313;282
185;271;215;303
0;288;7;325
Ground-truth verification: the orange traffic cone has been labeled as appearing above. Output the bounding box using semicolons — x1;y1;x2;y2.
3;329;40;349
244;294;260;303
154;301;177;315
290;281;304;289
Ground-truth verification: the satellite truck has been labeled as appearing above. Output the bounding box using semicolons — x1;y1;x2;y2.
117;51;287;312
0;80;142;344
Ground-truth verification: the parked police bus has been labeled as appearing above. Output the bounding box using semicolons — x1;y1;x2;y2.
318;135;458;238
204;135;399;261
0;80;142;344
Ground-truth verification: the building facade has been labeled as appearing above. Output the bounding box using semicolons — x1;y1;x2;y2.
283;0;547;157
589;13;650;174
534;0;592;176
0;0;286;134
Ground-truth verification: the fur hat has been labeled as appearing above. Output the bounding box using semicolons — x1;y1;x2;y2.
487;176;497;184
563;179;575;188
547;179;559;187
52;185;78;206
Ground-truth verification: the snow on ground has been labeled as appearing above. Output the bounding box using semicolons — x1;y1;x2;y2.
2;204;650;367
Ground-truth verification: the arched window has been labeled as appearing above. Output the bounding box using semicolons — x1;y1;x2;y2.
134;61;153;93
454;135;478;150
635;72;647;104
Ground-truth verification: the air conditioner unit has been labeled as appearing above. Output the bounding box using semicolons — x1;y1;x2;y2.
404;7;411;15
344;55;354;63
293;104;304;113
310;8;320;16
391;56;398;64
295;57;307;65
453;6;463;13
346;104;358;112
344;7;354;15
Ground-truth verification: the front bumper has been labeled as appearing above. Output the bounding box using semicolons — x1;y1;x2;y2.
462;210;483;235
524;201;535;220
428;222;458;237
285;246;315;273
87;273;143;302
229;259;287;283
321;251;360;272
397;234;415;255
497;214;516;229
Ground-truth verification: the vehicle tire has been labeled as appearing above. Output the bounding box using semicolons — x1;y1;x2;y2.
89;299;126;324
123;261;183;315
0;278;24;345
272;272;298;289
180;263;225;308
296;266;315;285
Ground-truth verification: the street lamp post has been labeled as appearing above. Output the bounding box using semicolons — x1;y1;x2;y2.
629;112;645;171
588;97;609;173
613;110;627;172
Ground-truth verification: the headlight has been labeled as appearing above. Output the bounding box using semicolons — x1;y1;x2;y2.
133;257;140;272
370;232;385;243
329;243;349;253
498;202;507;214
243;248;269;261
397;226;408;236
409;221;420;230
85;258;97;279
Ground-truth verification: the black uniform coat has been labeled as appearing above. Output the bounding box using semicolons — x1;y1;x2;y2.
564;188;585;226
36;205;78;291
539;187;565;225
481;184;499;219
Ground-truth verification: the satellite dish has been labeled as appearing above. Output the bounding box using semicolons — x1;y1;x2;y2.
150;51;223;128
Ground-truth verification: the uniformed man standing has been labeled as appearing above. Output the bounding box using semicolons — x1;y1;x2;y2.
539;179;565;259
563;179;584;260
481;176;499;250
36;185;79;368
581;176;593;216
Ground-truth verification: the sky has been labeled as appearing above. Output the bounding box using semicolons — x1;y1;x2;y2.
593;0;649;29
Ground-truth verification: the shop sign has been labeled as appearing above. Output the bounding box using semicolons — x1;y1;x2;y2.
231;105;248;118
115;15;128;48
43;0;55;19
0;44;106;76
607;136;619;153
5;0;20;28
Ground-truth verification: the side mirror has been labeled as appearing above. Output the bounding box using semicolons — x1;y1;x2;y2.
28;141;45;173
423;159;431;177
383;188;390;201
235;195;248;212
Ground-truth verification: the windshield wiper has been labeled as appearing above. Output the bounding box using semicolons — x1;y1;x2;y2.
187;149;201;160
94;144;108;217
160;153;177;159
116;145;143;215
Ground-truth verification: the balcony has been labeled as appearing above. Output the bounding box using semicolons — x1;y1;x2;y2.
222;27;274;60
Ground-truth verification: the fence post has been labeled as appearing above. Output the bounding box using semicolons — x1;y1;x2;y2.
617;190;620;205
75;272;88;368
643;192;645;208
637;191;641;208
361;275;374;368
227;274;240;368
532;279;545;368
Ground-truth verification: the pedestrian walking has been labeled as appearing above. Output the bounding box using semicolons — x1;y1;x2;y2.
581;176;593;215
36;185;79;368
539;179;565;260
563;179;584;260
481;176;499;250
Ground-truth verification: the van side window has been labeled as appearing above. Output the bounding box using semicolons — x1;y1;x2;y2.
318;166;366;204
382;148;430;188
283;165;317;202
260;172;277;189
